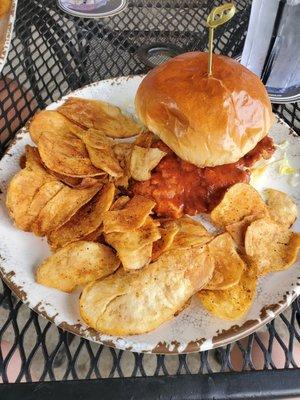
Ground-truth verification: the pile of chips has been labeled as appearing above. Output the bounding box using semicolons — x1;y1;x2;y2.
5;96;300;336
199;184;300;319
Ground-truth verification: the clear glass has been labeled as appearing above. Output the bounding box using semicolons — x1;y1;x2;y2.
241;0;300;101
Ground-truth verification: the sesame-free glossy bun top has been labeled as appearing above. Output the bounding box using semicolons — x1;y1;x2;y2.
135;52;273;167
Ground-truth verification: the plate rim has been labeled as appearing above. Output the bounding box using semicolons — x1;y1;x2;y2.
1;267;298;354
0;75;299;354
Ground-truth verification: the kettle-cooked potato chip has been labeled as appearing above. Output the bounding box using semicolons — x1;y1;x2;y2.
244;217;300;275
105;217;160;252
204;233;245;290
105;217;161;270
80;246;214;335
29;110;86;144
130;145;166;181
6;146;58;231
58;97;142;138
152;220;179;260
26;180;64;228
264;188;297;227
48;182;115;249
78;129;123;178
225;215;258;249
112;142;133;187
37;130;103;178
151;217;211;259
29;114;102;178
103;195;156;233
25;145;50;175
211;183;268;227
113;142;133;168
32;181;102;236
198;264;257;320
171;217;213;250
110;195;130;211
36;241;120;293
119;242;153;271
28;140;106;187
6;169;53;231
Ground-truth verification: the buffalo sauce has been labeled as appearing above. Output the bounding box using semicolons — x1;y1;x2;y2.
243;136;275;167
132;137;275;219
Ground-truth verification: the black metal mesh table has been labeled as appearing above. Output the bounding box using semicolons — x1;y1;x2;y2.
1;0;300;398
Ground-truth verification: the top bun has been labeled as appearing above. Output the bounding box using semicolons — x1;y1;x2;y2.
135;52;273;167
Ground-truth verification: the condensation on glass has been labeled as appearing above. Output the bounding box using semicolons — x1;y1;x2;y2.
241;0;300;103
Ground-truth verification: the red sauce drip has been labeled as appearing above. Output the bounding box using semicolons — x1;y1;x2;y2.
242;136;275;167
132;137;275;219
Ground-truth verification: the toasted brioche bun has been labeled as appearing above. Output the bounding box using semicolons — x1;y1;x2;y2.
135;52;273;167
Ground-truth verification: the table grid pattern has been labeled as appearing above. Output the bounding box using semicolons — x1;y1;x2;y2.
1;0;300;387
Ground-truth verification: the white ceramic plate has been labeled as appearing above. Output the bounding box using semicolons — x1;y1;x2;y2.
0;75;300;354
0;0;17;74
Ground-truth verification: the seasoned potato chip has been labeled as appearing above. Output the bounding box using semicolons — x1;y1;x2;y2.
198;265;257;320
130;145;166;181
29;110;85;144
105;217;160;252
120;243;153;270
225;215;258;249
6;170;53;230
211;183;268;227
152;220;179;260
112;142;133;187
110;195;130;211
27;136;101;187
103;195;156;233
25;146;48;174
26;145;95;188
32;181;102;236
171;217;213;250
36;241;120;293
0;0;11;16
58;97;142;138
37;130;103;178
265;188;297;227
80;246;214;335
78;129;123;178
113;142;133;168
26;181;64;227
245;217;300;275
205;233;245;290
6;147;57;231
48;183;115;249
105;217;161;270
